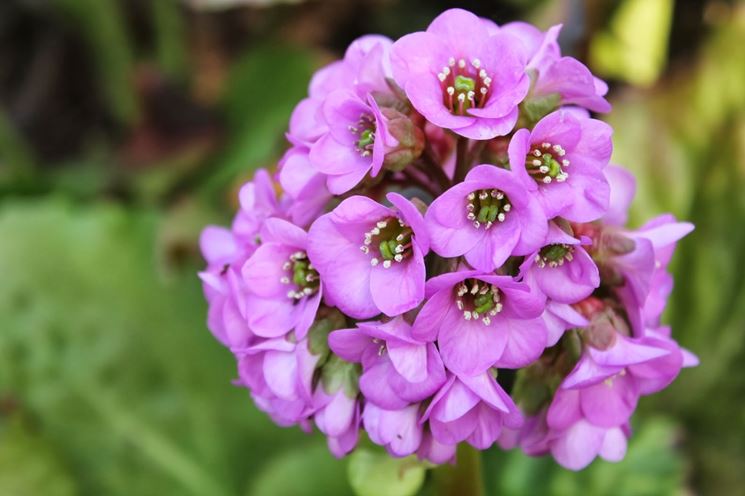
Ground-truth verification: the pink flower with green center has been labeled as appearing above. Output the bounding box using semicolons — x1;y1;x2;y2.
508;110;613;222
412;270;548;376
426;165;548;271
307;193;429;319
391;8;529;139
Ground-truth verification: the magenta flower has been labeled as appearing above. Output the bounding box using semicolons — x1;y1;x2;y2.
391;8;529;139
508;110;612;222
231;168;286;244
423;373;523;449
307;193;429;318
309;91;394;194
278;146;332;227
520;223;600;304
412;269;547;375
502;22;611;113
241;218;322;339
288;35;392;146
329;318;446;409
417;431;457;464
313;388;361;458
426;165;548;271
236;336;319;427
363;403;423;457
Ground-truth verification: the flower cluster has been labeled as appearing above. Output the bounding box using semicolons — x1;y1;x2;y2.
199;9;696;470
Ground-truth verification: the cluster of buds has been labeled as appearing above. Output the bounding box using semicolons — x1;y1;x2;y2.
199;9;696;469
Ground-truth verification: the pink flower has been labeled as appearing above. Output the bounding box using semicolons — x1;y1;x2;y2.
508;110;613;222
426;165;547;271
413;269;547;376
391;9;529;139
307;193;429;318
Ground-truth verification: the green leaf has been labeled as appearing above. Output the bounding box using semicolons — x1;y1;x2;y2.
248;442;352;496
347;449;425;496
0;416;78;496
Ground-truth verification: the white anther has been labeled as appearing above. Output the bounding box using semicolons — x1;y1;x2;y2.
482;317;491;326
543;176;552;184
490;190;499;197
377;220;387;228
497;213;505;222
383;260;392;268
466;203;475;211
447;86;455;95
533;149;542;157
463;311;472;320
395;233;405;241
467;212;476;221
448;57;456;66
442;67;451;76
532;159;542;167
539;165;549;173
542;142;551;149
458;58;466;68
457;93;466;103
480;87;488;95
282;262;292;270
287;291;296;298
394;254;403;262
503;204;511;212
483;77;492;86
371;227;380;235
553;144;562;152
280;277;290;284
495;303;503;313
472;58;481;68
456;300;464;310
438;72;447;82
479;191;488;199
558;149;566;157
485;221;493;229
566;253;574;261
479;69;487;78
467;90;475;101
370;258;379;266
394;244;404;254
495;192;504;199
470;283;479;295
467;192;476;200
360;246;369;254
472;311;479;320
562;159;570;167
473;221;481;228
303;287;313;295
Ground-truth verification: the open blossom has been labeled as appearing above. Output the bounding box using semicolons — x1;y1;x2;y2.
427;165;547;271
309;91;394;194
521;223;600;304
391;8;529;139
241;218;321;339
413;270;547;375
502;22;611;113
509;110;612;222
424;373;523;449
307;193;429;318
288;35;392;145
364;404;424;457
329;318;446;410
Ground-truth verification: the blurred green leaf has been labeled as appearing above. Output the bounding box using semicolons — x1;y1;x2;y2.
0;416;78;496
590;0;673;86
247;442;352;496
152;0;188;80
347;449;425;496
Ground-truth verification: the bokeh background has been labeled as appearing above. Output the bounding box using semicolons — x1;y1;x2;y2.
1;0;743;494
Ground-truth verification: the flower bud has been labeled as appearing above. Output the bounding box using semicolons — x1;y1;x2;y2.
380;107;424;172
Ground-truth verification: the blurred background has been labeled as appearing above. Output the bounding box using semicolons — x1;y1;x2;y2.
0;0;743;494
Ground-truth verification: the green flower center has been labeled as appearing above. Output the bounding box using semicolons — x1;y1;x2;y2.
348;114;376;157
438;57;492;115
534;244;574;268
466;189;511;229
526;142;570;184
281;251;320;300
455;279;503;326
359;217;413;269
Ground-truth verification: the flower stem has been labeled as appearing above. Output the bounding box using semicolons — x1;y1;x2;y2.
431;443;485;496
453;136;470;183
